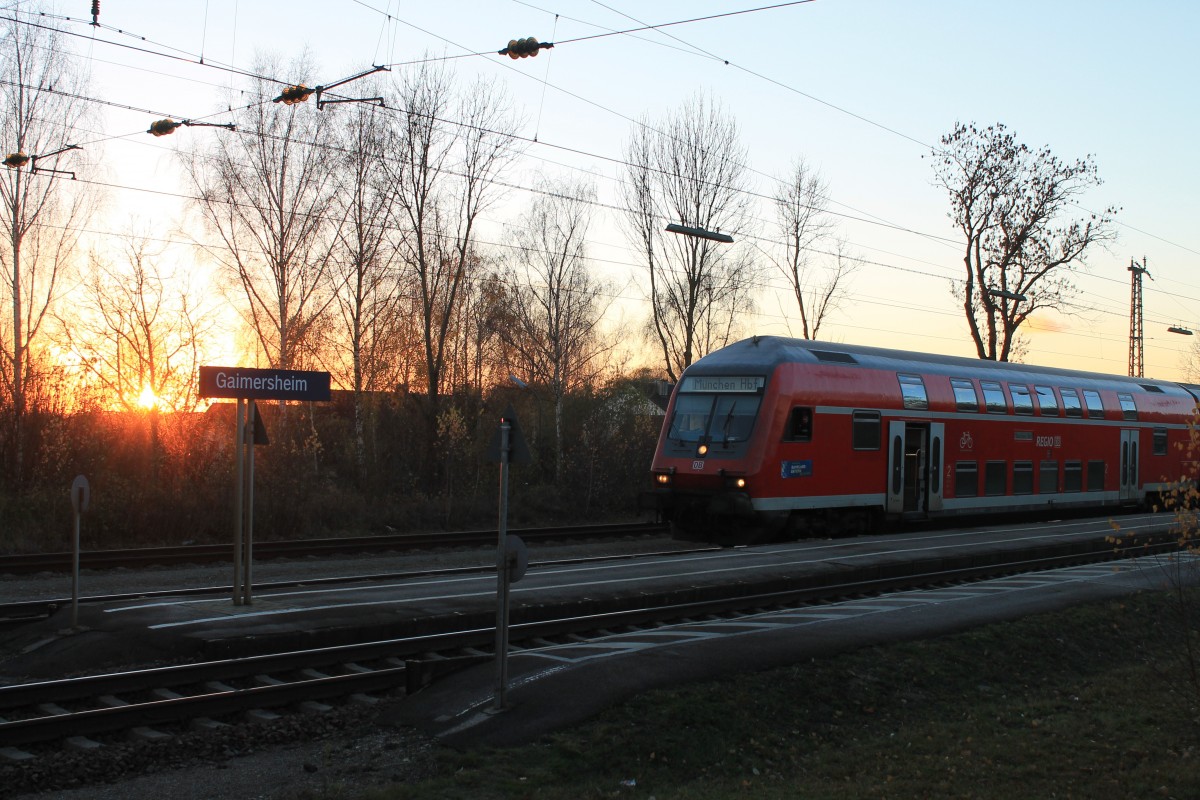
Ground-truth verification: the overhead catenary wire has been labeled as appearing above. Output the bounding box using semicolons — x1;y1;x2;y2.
4;5;1194;365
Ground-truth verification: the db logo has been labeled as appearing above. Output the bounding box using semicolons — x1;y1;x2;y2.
959;432;974;451
692;460;705;470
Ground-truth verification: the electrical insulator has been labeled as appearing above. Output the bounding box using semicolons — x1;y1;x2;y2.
501;36;550;59
147;119;181;137
91;0;99;25
276;85;313;105
3;152;29;169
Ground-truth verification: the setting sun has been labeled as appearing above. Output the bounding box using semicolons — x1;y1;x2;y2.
137;385;158;409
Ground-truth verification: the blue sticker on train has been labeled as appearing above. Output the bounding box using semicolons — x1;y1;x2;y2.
781;460;813;478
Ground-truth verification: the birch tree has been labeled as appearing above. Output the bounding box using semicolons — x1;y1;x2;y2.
503;178;613;480
181;52;337;373
771;159;854;340
0;10;95;481
386;60;518;408
622;93;757;382
325;96;405;473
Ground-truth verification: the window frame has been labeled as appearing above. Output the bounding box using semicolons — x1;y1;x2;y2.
1035;385;1059;416
1010;384;1034;415
784;406;813;442
852;410;881;451
980;380;1008;414
1117;393;1137;421
1060;388;1083;418
897;373;929;410
955;461;979;498
951;378;979;413
1082;390;1104;420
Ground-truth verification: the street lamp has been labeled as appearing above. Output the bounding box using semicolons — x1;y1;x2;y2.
665;223;734;244
987;288;1027;302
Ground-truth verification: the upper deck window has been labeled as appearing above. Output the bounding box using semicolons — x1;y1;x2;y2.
1035;385;1058;416
1083;390;1104;419
1010;384;1034;415
951;378;978;412
980;380;1007;413
897;373;928;410
1060;388;1083;418
1118;393;1137;421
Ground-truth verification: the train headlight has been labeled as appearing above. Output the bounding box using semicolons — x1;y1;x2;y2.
724;475;747;490
655;473;672;486
697;443;709;457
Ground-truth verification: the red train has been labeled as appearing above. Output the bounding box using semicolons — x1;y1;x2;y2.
645;336;1200;544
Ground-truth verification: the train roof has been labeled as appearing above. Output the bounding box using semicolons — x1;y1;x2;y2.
685;336;1197;398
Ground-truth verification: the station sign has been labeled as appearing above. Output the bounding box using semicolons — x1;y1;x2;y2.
199;366;331;402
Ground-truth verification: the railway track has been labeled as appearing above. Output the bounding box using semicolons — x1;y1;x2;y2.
0;530;1182;760
0;520;668;575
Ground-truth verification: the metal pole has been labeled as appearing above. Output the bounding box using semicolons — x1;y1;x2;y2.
243;401;255;605
233;399;244;605
71;505;80;628
493;421;511;711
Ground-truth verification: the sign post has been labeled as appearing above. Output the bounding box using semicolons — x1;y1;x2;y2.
199;366;330;606
69;474;90;628
486;407;531;711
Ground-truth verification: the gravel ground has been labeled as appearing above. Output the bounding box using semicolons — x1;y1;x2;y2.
6;701;438;799
0;534;691;798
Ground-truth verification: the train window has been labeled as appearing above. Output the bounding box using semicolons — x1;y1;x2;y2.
1035;386;1058;416
666;393;762;445
1013;461;1034;495
1060;389;1083;418
1010;384;1034;415
1083;390;1104;419
1064;460;1083;492
897;373;928;410
1039;460;1058;493
1118;393;1137;420
1154;428;1168;456
951;378;978;412
1087;460;1105;492
786;407;813;442
712;395;760;444
955;462;978;497
667;394;712;442
852;411;881;450
980;381;1007;413
985;461;1006;495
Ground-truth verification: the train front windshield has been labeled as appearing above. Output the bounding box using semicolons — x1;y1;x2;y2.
667;393;761;446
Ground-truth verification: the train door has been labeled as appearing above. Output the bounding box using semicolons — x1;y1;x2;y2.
927;423;944;512
1119;429;1139;502
887;422;936;515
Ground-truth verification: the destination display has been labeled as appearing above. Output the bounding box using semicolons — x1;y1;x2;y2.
679;375;765;393
199;366;331;401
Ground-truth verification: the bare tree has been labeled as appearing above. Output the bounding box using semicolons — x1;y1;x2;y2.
502;178;613;481
930;121;1118;361
324;95;404;473
385;60;519;408
770;159;854;340
0;10;95;481
60;230;213;413
622;93;757;382
181;52;337;373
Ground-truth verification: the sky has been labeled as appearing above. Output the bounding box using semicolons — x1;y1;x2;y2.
28;0;1200;382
